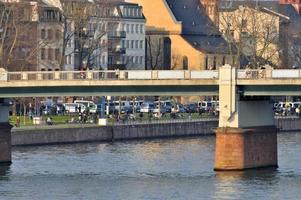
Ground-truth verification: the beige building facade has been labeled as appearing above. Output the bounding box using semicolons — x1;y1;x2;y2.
128;0;234;70
219;4;289;68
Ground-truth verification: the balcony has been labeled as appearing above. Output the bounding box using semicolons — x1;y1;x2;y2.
107;31;126;39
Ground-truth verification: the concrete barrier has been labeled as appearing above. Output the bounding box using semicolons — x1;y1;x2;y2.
275;118;301;132
11;120;218;146
11;118;299;146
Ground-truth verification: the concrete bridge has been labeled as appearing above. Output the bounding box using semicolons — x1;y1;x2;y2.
0;65;301;170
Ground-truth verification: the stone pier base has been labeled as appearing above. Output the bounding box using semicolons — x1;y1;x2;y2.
0;123;12;164
214;126;278;171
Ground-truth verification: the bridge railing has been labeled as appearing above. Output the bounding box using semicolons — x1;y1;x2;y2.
4;69;301;81
3;70;220;81
237;69;301;79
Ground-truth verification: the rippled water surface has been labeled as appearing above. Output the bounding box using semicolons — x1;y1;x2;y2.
0;133;301;200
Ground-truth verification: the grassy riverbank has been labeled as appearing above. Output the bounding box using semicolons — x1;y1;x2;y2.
9;113;215;127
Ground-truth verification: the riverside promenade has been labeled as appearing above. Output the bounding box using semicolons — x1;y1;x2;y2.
10;117;301;146
11;119;218;146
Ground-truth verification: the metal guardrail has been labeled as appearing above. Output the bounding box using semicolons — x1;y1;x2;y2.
2;69;301;82
114;117;218;126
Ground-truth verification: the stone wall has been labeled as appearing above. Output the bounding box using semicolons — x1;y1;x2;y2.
276;118;301;132
214;126;278;171
11;120;218;146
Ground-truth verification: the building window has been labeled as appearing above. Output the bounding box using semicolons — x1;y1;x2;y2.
140;40;143;49
48;29;53;40
135;24;139;33
135;40;139;48
55;29;60;39
131;40;134;48
41;48;46;60
131;24;134;33
205;56;209;69
139;56;143;64
102;56;106;64
126;24;130;33
126;40;129;48
183;56;188;70
55;48;60;61
41;29;46;39
140;25;143;34
124;8;128;16
222;56;226;65
65;55;70;65
48;48;53;60
135;56;138;64
213;56;217;70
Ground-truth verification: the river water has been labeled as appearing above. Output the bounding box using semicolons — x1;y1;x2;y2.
0;133;300;200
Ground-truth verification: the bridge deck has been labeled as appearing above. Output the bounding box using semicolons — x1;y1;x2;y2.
0;69;301;97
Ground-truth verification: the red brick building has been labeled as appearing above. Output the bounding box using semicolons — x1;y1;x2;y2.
0;0;64;72
279;0;301;14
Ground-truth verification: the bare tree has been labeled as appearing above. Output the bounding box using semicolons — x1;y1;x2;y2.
61;0;116;70
0;2;33;70
0;1;62;71
219;5;286;69
289;41;301;68
145;35;164;70
170;50;182;70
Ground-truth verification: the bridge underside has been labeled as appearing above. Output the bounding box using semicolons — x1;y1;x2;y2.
1;85;301;97
0;85;219;98
241;85;301;96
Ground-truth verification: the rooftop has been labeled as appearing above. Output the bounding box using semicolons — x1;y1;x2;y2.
166;0;230;54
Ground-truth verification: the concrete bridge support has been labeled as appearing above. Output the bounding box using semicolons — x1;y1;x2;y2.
214;65;278;170
0;99;12;164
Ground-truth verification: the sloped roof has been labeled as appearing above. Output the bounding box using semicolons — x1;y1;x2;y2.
166;0;230;54
183;35;233;54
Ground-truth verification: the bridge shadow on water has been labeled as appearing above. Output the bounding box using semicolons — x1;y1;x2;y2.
0;164;11;179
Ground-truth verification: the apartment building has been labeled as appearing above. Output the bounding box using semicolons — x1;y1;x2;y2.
219;0;301;68
38;4;64;71
0;0;64;71
61;0;145;71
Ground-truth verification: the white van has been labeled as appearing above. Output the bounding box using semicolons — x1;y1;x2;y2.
198;101;214;112
74;100;97;113
64;103;86;114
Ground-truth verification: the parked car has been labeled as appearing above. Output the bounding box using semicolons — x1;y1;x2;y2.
130;100;144;113
198;101;214;113
185;103;198;113
64;103;86;114
113;101;133;114
153;103;167;114
140;102;155;113
74;100;97;114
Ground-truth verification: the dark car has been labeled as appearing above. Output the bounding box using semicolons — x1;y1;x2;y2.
185;103;198;113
